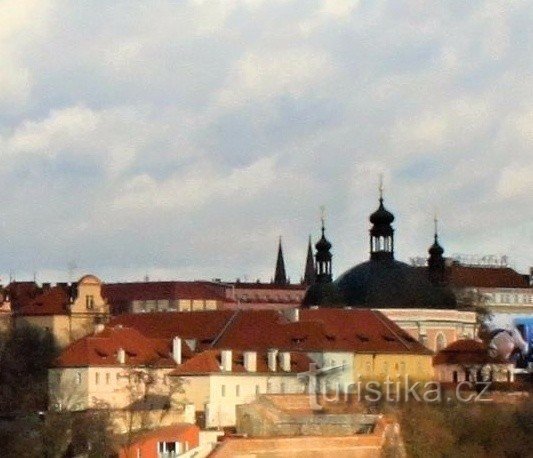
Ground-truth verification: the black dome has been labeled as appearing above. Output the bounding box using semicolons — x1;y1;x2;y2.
428;239;444;256
333;258;456;309
369;198;395;226
315;235;332;252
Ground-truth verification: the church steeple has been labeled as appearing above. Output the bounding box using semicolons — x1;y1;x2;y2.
303;235;316;285
369;177;395;261
274;237;288;285
428;216;446;285
315;210;332;283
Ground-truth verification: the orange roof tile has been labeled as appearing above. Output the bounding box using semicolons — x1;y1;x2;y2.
170;349;312;376
433;339;506;365
54;326;181;368
447;265;529;289
16;286;70;316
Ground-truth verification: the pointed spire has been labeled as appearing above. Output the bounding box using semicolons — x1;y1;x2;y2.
303;235;316;285
274;236;288;285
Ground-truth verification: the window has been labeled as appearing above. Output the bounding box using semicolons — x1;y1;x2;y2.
221;385;226;397
85;295;95;310
383;362;389;375
236;385;240;397
436;333;447;352
95;372;100;384
106;373;110;385
76;372;82;385
256;385;260;395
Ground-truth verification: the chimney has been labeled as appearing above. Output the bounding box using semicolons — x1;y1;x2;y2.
284;308;299;322
117;348;126;364
243;351;257;372
268;349;278;372
280;351;291;372
221;350;232;372
172;337;182;365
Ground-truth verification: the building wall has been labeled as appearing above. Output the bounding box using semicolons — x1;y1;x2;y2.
49;367;89;411
353;353;434;384
434;363;514;383
380;309;477;352
15;315;71;348
178;373;306;428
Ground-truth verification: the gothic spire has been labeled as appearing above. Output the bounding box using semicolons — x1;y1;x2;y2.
274;237;288;285
303;235;316;285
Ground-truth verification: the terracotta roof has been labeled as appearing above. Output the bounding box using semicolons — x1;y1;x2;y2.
231;282;307;291
447;264;530;289
118;424;199;453
170;349;312;376
16;286;70;316
213;309;432;354
433;339;506;365
54;326;183;368
5;282;41;310
109;310;235;349
102;281;230;303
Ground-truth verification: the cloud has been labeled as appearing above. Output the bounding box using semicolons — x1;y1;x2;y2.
0;0;532;283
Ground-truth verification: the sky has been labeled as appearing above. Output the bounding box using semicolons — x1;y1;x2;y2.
0;0;532;284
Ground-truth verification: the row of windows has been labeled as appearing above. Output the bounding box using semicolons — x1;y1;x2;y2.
133;300;217;312
238;293;303;303
220;382;288;398
487;293;533;305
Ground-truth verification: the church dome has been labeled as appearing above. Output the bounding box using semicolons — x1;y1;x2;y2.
369;198;395;226
428;239;444;256
333;258;456;309
315;234;332;252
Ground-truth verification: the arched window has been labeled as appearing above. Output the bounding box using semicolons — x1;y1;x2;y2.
436;333;447;351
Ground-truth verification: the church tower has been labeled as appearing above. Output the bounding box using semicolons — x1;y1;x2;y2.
315;216;332;284
274;237;288;285
369;179;395;261
427;217;446;285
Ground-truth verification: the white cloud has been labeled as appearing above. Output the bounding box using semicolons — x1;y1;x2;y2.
0;0;532;281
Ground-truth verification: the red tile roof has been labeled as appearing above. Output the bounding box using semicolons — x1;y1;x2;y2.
54;326;181;368
447;265;530;289
112;309;431;355
433;339;506;365
109;310;236;348
170;349;312;376
5;282;41;310
231;282;307;291
214;309;432;354
16;286;70;316
102;281;230;303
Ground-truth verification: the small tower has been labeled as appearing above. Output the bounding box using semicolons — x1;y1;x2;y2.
274;237;288;285
315;212;332;284
302;235;316;285
428;216;446;285
369;177;395;261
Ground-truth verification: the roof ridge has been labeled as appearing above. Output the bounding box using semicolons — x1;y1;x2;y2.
210;309;241;347
371;310;414;351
